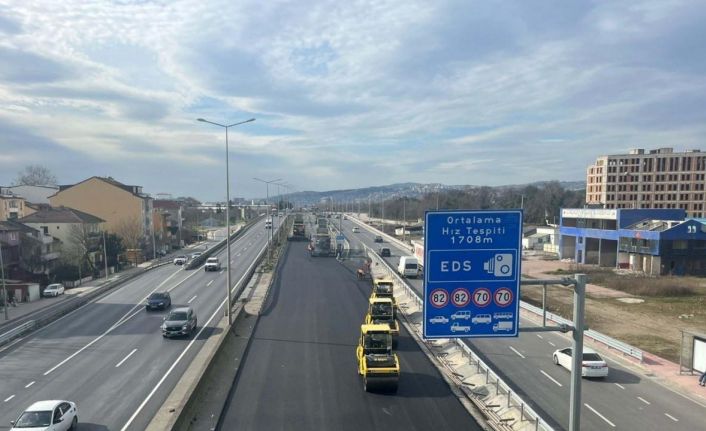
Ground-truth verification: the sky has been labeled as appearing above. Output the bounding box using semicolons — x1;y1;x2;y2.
0;0;705;201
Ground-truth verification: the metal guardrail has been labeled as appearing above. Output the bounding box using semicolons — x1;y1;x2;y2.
361;242;553;431
0;320;35;346
520;301;643;362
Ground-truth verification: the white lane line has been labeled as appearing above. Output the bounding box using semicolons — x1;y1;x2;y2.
540;370;563;387
665;413;679;422
509;346;525;358
536;334;543;339
188;295;197;304
548;341;556;347
220;270;224;274
115;349;138;368
637;396;651;405
207;280;214;287
25;381;35;388
614;383;626;390
121;243;267;431
4;395;15;402
585;403;616;427
236;253;241;257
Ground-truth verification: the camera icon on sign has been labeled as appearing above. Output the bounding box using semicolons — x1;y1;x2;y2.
483;253;513;277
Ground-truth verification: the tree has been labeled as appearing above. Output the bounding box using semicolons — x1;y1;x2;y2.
13;165;58;186
115;216;144;264
104;233;125;267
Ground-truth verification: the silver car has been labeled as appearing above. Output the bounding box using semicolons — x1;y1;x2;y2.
11;400;78;431
43;284;65;297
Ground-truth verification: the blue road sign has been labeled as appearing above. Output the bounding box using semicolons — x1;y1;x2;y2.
423;210;522;338
336;234;345;241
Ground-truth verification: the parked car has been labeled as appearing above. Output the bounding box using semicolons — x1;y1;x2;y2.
553;347;609;378
161;307;197;338
43;284;65;297
11;400;78;431
173;255;188;265
146;292;171;311
374;235;383;243
429;315;449;324
378;247;391;257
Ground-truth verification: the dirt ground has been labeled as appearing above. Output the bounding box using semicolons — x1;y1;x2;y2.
521;255;706;363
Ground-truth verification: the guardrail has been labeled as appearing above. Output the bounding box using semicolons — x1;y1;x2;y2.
0;320;35;346
520;301;643;362
361;242;553;431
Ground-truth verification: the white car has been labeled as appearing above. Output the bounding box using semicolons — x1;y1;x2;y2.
553;347;609;378
11;400;78;431
429;316;449;324
450;322;471;333
43;284;64;297
352;227;360;233
450;310;471;320
173;255;188;265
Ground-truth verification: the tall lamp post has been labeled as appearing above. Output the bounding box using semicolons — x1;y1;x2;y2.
1;240;8;320
253;177;282;264
197;117;255;325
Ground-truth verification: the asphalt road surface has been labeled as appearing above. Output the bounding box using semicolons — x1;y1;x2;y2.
0;218;276;430
218;240;480;431
340;217;706;431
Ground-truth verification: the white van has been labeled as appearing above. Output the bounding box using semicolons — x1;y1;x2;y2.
397;256;419;278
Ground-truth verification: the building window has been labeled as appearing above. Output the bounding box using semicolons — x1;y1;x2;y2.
42;226;48;235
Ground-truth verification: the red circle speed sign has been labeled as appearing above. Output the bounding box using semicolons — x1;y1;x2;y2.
429;289;449;308
472;288;492;307
451;288;471;307
494;288;513;307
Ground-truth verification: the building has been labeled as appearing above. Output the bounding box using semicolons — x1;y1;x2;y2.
18;206;105;247
49;177;153;244
0;220;59;278
153;200;183;251
0;185;59;204
0;189;29;221
559;208;706;275
586;148;706;217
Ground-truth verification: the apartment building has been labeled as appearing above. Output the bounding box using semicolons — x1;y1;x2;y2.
0;189;30;221
0;185;59;204
49;176;153;242
586;148;706;217
19;206;105;246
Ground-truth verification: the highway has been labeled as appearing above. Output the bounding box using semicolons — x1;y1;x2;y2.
339;217;705;431
218;238;480;431
0;218;276;430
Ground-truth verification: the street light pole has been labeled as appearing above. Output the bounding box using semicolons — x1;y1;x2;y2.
254;177;282;265
197;117;255;326
1;240;8;320
102;229;109;281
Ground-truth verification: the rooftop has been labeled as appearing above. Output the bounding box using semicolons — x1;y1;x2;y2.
19;206;105;224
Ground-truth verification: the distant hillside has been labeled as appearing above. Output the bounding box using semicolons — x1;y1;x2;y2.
277;181;585;205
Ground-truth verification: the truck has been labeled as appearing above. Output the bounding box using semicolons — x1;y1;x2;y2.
411;239;424;269
204;257;221;272
493;321;514;332
289;220;307;241
311;233;334;257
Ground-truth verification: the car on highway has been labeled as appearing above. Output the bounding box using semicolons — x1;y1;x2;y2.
374;235;383;243
450;322;471;333
145;292;171;311
162;307;198;338
204;257;221;272
351;227;360;233
11;400;78;431
42;283;65;297
428;316;449;324
191;252;202;259
173;255;188;265
378;247;391;257
553;347;609;378
450;310;471;320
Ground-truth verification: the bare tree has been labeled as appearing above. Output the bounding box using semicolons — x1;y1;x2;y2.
13;165;58;186
67;224;100;273
115;216;143;257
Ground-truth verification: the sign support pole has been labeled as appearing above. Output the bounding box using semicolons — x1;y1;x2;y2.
569;273;586;431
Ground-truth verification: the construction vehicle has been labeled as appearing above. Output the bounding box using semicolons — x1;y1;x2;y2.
356;324;399;392
310;233;334;257
365;297;399;342
371;278;396;311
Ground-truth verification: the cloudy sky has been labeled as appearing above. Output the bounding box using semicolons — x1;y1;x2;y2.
1;0;705;201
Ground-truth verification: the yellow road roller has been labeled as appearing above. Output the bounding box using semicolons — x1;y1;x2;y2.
356;323;399;393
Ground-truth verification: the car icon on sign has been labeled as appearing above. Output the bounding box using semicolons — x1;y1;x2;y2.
471;314;492;324
451;310;471;320
429;316;450;324
450;322;471;333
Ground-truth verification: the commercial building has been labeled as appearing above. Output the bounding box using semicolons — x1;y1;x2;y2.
559;208;706;276
586;148;706;217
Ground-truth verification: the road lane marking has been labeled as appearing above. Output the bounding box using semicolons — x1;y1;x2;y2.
548;341;556;347
188;295;197;304
637;396;651;405
220;270;224;275
585;403;615;427
121;243;267;431
4;395;15;402
540;370;563;387
509;346;525;358
236;253;241;257
614;383;625;390
115;349;138;368
207;280;214;287
25;381;35;388
664;413;678;422
536;334;543;339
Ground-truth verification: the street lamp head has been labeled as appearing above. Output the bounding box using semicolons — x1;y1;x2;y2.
197;118;206;122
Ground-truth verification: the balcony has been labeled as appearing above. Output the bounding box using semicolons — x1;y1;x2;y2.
41;252;60;261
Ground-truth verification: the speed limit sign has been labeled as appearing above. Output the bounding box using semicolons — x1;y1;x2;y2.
451;288;470;307
472;288;492;307
494;288;513;307
429;289;449;308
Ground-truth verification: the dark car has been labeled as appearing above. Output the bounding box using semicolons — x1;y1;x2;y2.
146;292;171;311
379;247;391;257
374;235;383;243
161;307;197;338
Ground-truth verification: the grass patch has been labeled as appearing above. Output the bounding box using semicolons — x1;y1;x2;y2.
620;334;679;363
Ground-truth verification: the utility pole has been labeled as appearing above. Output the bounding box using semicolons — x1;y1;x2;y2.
402;198;406;243
102;230;109;280
1;241;8;320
